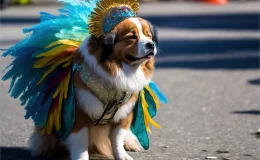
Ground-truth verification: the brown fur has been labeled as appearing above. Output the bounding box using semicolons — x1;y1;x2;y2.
142;57;154;79
121;112;133;130
112;19;142;64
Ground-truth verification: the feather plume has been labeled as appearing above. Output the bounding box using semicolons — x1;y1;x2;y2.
2;0;98;138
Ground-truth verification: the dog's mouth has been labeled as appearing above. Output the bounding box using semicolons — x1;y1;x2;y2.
125;51;154;62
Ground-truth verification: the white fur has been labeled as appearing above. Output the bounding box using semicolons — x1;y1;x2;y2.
76;88;104;119
129;18;157;62
64;127;89;160
124;129;143;152
111;127;133;160
113;97;135;123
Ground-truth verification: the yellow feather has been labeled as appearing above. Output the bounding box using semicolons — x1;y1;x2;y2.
53;80;65;131
56;82;65;131
41;127;46;135
63;71;71;99
145;86;160;109
59;83;65;114
36;55;72;85
36;45;69;58
141;91;152;133
33;56;55;68
62;60;72;68
53;82;63;99
46;112;54;135
46;40;80;48
53;105;59;130
141;90;161;134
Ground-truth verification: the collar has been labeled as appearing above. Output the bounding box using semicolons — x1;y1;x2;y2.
74;63;132;125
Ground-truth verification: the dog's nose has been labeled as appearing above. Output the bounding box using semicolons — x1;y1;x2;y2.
146;42;154;50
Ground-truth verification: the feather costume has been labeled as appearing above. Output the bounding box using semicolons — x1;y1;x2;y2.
2;0;167;149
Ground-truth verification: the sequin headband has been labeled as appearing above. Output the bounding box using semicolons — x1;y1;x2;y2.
88;0;139;37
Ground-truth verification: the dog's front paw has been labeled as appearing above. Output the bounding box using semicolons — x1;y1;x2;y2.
124;139;143;152
114;153;134;160
124;130;143;152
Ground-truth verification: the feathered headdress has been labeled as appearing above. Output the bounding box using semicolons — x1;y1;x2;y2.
2;0;167;149
88;0;139;37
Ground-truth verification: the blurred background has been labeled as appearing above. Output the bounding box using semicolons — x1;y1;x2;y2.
0;0;259;160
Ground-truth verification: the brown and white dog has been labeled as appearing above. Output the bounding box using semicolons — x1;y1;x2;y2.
28;17;158;160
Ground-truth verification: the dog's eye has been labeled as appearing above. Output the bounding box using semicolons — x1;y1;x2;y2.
125;35;137;40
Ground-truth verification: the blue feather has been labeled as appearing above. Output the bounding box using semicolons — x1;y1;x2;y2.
8;78;16;93
33;89;56;128
149;81;168;104
24;93;44;119
39;12;57;22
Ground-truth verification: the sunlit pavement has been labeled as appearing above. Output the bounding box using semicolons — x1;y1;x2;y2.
0;1;259;160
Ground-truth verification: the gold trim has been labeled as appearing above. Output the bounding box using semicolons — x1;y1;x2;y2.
88;0;139;37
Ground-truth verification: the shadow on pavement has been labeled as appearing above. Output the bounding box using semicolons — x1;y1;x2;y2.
248;78;260;86
231;110;260;115
0;147;68;160
156;38;259;69
0;147;35;160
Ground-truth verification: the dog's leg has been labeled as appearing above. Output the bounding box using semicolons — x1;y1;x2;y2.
111;126;133;160
124;129;143;152
64;127;89;160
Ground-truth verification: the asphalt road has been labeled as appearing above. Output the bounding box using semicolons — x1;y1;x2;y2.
0;1;260;160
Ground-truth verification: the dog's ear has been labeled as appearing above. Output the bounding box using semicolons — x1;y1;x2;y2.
148;22;158;46
100;31;117;63
103;32;117;46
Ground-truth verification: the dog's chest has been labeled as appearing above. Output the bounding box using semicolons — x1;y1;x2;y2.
76;88;135;124
74;64;135;125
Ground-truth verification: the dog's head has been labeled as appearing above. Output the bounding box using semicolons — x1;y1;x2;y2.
79;17;158;91
103;17;158;65
88;17;158;67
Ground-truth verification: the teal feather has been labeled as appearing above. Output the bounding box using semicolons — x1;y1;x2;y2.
131;94;149;150
131;82;168;150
